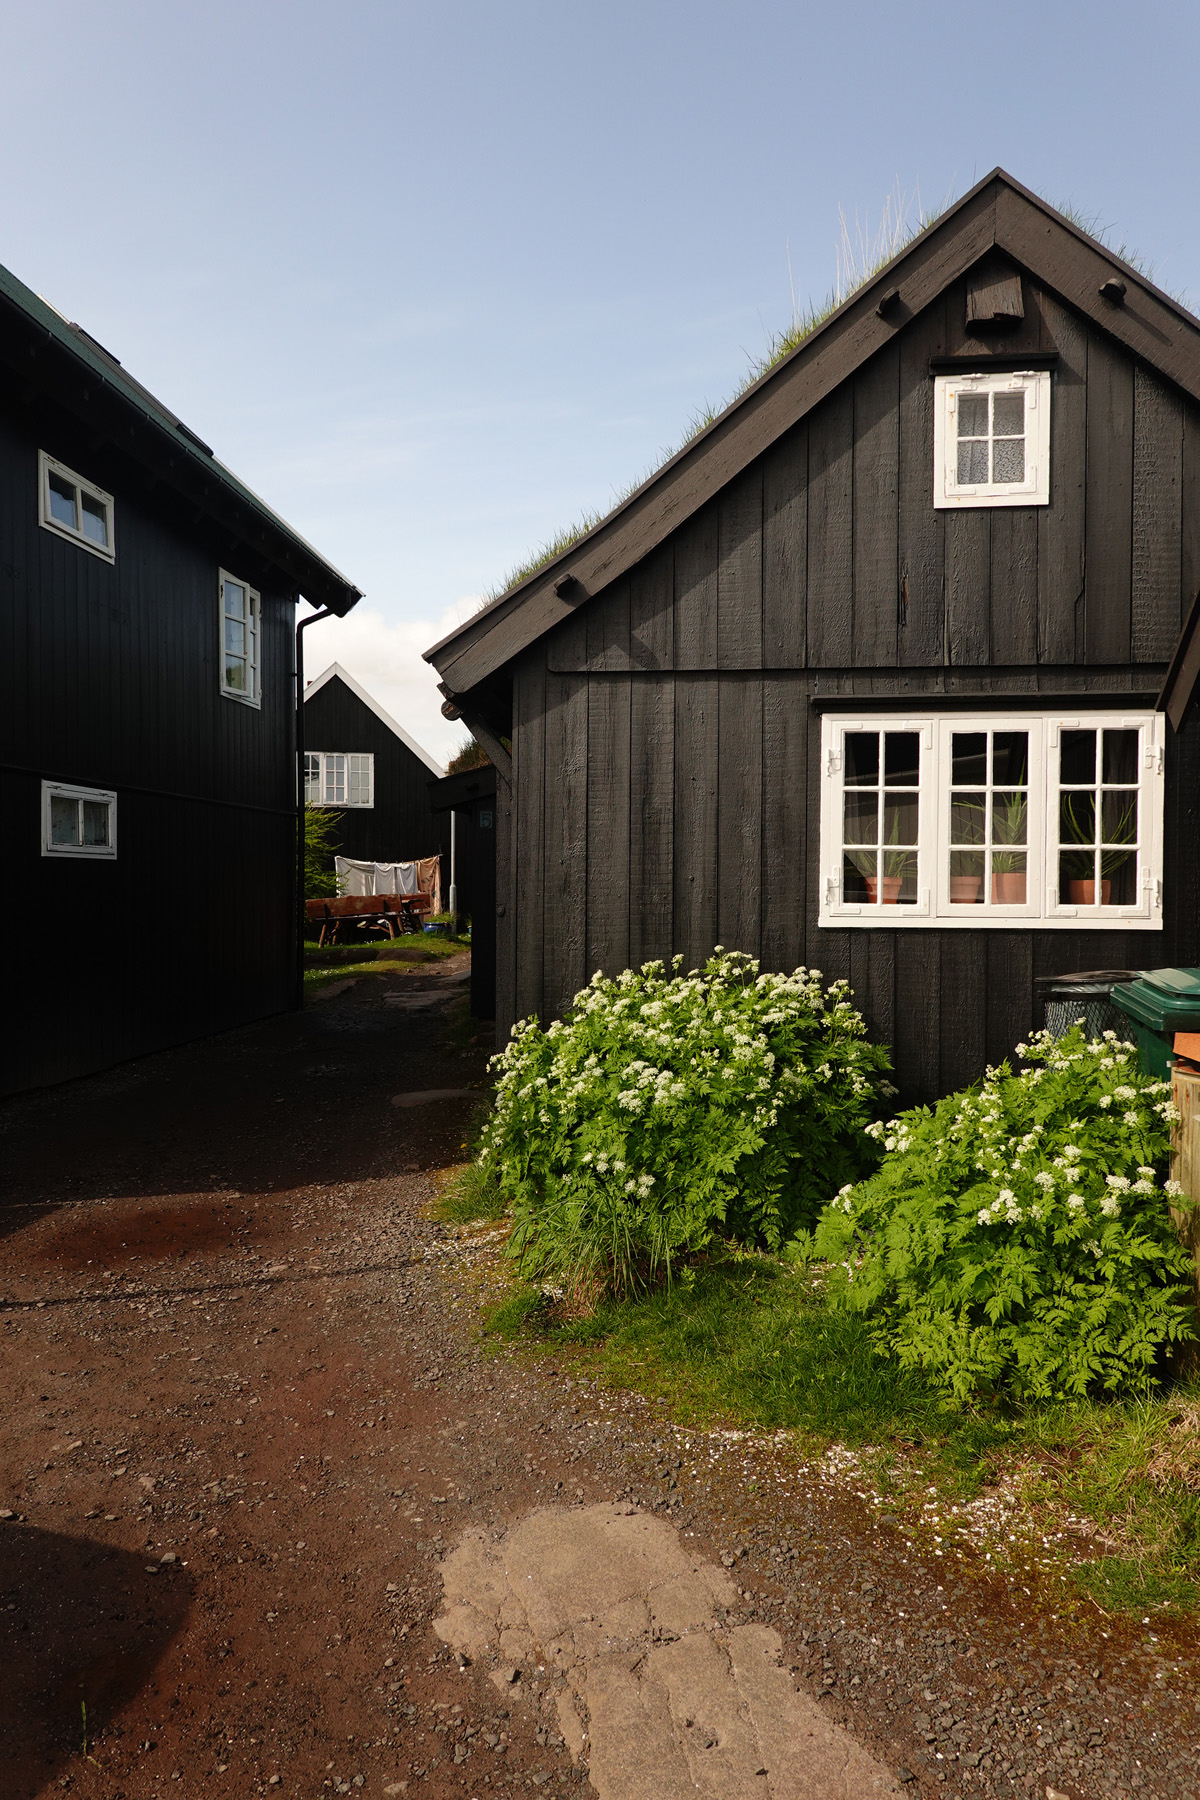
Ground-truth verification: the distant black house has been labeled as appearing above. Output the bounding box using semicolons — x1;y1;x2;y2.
302;663;448;873
1;258;360;1096
426;169;1200;1103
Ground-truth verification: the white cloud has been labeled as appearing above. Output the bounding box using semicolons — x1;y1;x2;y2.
302;597;483;765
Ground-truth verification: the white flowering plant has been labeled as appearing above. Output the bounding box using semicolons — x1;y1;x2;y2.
813;1027;1194;1401
478;950;892;1298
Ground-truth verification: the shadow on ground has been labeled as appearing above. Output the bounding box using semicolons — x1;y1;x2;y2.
0;1524;195;1799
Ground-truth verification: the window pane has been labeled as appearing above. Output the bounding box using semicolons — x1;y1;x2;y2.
843;732;878;786
993;392;1024;435
951;733;987;787
1106;851;1137;906
992;437;1025;483
304;753;321;802
48;471;77;529
950;795;986;844
224;581;246;620
50;793;78;845
1060;729;1095;785
843;790;878;845
81;800;110;845
325;755;346;804
949;849;985;903
992;791;1027;847
992;732;1028;786
883;731;919;786
225;618;245;656
224;657;246;692
1060;848;1099;900
1061;790;1096;847
957;439;989;484
1101;789;1137;845
882;791;918;847
843;851;874;904
80;492;109;546
1102;729;1139;786
991;855;1027;904
958;393;988;436
348;755;371;806
887;850;919;904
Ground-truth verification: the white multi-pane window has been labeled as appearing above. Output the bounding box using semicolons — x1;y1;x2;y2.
304;751;374;807
38;451;115;560
933;370;1051;508
219;570;261;705
41;781;117;859
818;711;1164;929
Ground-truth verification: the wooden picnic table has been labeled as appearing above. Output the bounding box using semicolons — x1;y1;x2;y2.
305;892;430;946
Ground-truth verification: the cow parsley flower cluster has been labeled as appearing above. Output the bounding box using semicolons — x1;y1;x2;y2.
813;1026;1193;1401
477;948;891;1296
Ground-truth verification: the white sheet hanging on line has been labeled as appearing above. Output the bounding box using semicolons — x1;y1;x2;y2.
334;857;420;896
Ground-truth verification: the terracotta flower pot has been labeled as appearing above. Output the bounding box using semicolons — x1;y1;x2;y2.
950;876;982;904
864;876;903;904
991;871;1027;904
1067;879;1112;905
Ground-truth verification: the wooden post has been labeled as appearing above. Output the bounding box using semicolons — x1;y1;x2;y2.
1170;1065;1200;1300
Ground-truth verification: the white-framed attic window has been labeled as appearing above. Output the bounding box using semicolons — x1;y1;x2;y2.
38;451;115;560
41;781;117;859
933;370;1051;508
220;570;261;706
304;751;374;807
818;710;1164;930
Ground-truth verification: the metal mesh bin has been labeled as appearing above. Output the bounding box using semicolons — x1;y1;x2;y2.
1034;969;1142;1043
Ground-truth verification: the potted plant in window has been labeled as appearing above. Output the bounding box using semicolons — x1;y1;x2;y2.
1060;793;1136;904
862;811;913;904
949;794;985;903
990;791;1027;904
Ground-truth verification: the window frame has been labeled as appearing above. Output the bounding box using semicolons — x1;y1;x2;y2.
41;781;118;860
818;709;1165;931
933;369;1052;509
304;750;374;808
38;451;116;561
219;569;262;707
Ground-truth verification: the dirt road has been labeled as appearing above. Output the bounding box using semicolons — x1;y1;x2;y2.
1;955;1195;1800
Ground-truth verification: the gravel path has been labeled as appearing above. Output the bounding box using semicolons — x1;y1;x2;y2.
0;956;1195;1799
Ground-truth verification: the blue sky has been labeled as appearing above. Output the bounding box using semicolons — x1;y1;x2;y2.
3;0;1198;760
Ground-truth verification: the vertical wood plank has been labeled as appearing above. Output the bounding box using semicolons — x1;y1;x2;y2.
585;674;631;979
893;936;941;1106
867;933;897;1065
717;677;762;955
944;511;991;666
806;387;854;667
1084;330;1134;663
852;343;901;666
584;576;631;672
762;425;808;669
939;935;987;1095
1038;294;1087;665
989;509;1038;665
1182;403;1200;628
542;615;588;1020
717;465;763;670
1132;365;1185;662
673;675;718;966
804;704;850;986
898;298;947;667
513;652;546;1026
985;933;1033;1070
629;673;675;966
674;501;718;669
629;545;674;671
760;675;807;971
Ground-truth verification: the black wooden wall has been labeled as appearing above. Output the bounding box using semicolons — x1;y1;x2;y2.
494;276;1200;1103
303;676;450;874
1;396;299;1095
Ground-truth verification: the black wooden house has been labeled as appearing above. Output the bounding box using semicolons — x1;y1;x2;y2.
1;259;360;1095
302;663;448;871
426;170;1200;1103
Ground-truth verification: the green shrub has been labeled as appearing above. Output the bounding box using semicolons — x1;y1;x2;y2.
478;950;892;1296
813;1027;1194;1402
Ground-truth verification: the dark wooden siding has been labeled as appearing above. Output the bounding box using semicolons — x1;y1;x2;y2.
0;399;299;1094
303;677;450;873
496;279;1200;1101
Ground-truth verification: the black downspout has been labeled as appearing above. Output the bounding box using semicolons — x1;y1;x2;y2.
295;606;334;1008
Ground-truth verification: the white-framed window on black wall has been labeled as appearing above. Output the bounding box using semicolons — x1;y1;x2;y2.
38;451;115;560
818;711;1164;929
41;781;117;859
304;751;374;807
219;570;261;705
933;370;1051;509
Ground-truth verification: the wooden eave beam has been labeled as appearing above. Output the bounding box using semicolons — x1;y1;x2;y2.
1160;587;1200;731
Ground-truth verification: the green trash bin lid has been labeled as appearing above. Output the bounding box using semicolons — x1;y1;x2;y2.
1111;968;1200;1031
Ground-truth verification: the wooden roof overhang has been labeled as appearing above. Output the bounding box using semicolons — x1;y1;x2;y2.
1159;588;1200;730
426;169;1200;699
0;262;362;616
